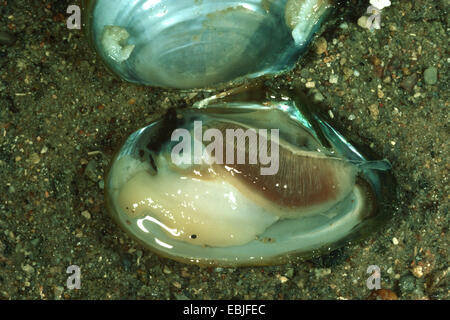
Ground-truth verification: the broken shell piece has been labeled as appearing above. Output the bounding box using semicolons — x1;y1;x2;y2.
101;25;135;62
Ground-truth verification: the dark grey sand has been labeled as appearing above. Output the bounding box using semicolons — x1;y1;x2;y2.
0;0;448;299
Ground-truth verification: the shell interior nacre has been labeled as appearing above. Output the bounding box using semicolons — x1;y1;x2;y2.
86;0;333;88
105;87;395;266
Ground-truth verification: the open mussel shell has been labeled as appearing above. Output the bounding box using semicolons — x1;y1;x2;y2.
84;0;334;89
105;85;396;266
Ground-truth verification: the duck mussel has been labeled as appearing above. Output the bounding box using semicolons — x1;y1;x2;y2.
105;85;395;266
84;0;334;89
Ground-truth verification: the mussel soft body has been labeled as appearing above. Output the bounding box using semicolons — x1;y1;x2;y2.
105;87;395;266
85;0;333;88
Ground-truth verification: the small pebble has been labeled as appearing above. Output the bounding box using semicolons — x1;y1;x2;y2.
388;24;397;31
377;88;384;99
278;275;289;283
328;110;334;119
411;265;424;278
329;74;339;84
315;37;327;55
29;153;40;164
368;103;379;120
423;67;437;85
343;67;352;79
163;266;172;274
313;91;324;102
392;237;399;245
400;74;418;91
314;268;331;278
399;274;416;294
305;81;315;88
81;210;91;219
22;264;35;274
357;16;369;29
285;268;294;278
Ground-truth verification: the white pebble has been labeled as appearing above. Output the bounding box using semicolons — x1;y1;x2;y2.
81;210;91;219
328;110;334;119
305;81;315;88
329;74;339;84
370;0;391;10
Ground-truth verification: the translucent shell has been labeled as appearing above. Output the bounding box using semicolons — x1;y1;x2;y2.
104;86;396;266
84;0;333;89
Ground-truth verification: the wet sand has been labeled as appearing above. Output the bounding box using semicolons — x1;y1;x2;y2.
0;0;448;299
